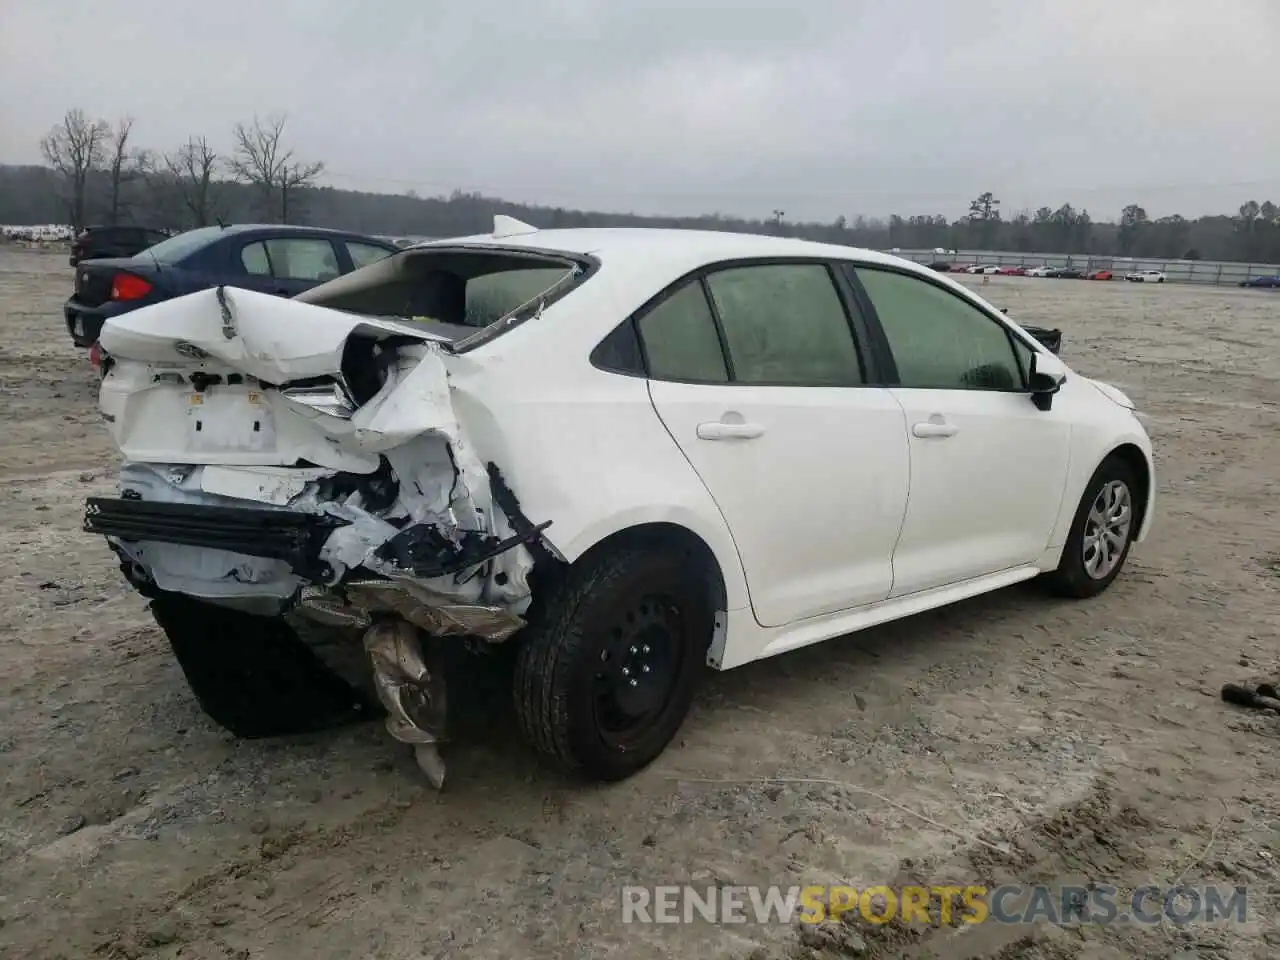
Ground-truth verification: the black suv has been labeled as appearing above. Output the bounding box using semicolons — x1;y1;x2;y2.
69;225;172;266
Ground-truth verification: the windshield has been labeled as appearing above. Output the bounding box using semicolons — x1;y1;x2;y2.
136;226;223;264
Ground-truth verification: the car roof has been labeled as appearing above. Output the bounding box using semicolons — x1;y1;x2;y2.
213;223;392;241
415;226;922;274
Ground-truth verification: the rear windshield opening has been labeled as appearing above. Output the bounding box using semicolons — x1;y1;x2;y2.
295;247;592;351
139;226;222;263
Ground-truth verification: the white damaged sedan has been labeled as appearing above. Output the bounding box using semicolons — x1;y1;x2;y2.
86;217;1155;785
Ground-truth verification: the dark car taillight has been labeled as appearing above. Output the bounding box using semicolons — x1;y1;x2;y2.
110;272;153;301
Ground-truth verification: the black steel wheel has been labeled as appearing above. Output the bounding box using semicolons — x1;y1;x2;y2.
513;546;713;780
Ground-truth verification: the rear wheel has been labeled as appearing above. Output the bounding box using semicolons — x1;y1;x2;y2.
513;547;712;781
1042;456;1139;599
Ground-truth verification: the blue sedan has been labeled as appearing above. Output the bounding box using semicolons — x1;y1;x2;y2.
64;224;400;349
1240;275;1280;289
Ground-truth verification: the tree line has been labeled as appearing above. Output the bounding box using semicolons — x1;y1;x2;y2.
4;107;1279;264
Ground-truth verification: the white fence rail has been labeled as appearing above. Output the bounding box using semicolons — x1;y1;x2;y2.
885;248;1280;286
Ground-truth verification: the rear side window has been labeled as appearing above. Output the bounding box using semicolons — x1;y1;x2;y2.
705;263;863;386
636;282;728;382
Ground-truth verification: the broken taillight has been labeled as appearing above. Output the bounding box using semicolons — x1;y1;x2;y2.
110;272;153;301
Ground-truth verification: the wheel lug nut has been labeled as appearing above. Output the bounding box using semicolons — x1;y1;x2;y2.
622;666;630;676
629;679;638;687
642;665;650;674
629;645;638;654
641;644;650;654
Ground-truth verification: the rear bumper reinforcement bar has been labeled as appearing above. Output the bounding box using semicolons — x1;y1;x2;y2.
84;496;348;580
83;495;553;583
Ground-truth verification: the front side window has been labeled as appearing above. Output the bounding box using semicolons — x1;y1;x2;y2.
854;267;1024;391
704;263;863;387
635;281;728;382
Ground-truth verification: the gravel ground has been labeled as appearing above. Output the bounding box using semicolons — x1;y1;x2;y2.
1;246;1278;960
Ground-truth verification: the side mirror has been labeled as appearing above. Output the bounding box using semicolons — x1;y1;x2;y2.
1029;352;1067;411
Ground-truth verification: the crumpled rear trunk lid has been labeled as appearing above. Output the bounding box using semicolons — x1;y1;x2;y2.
91;285;544;625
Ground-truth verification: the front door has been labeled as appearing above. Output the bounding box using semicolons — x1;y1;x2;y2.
641;261;911;628
849;264;1072;597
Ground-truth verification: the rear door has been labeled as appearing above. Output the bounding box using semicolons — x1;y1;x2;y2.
642;260;910;628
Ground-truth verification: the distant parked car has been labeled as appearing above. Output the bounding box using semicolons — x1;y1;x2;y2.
1088;270;1114;281
996;266;1026;276
966;264;1000;275
927;260;952;272
1125;269;1165;283
1025;265;1052;278
1047;267;1084;279
70;225;173;266
1239;275;1280;288
65;224;400;350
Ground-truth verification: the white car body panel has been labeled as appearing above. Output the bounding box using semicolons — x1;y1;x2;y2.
92;227;1155;677
886;387;1072;596
646;379;910;626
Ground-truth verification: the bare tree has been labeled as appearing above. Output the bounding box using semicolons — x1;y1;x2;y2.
40;108;109;231
104;117;150;225
280;159;325;224
163;136;223;227
226;114;324;223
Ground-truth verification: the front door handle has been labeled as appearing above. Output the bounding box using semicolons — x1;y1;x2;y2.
697;421;765;441
912;420;958;438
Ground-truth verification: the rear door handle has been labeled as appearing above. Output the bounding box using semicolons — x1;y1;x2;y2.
912;420;958;438
697;421;765;441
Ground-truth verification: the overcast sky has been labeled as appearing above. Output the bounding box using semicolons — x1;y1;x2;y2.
2;0;1276;222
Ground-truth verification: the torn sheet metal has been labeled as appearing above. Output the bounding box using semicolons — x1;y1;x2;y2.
363;618;448;788
295;580;526;642
345;580;525;641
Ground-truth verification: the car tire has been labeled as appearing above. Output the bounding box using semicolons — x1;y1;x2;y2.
148;593;379;737
1042;455;1140;599
512;546;713;781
